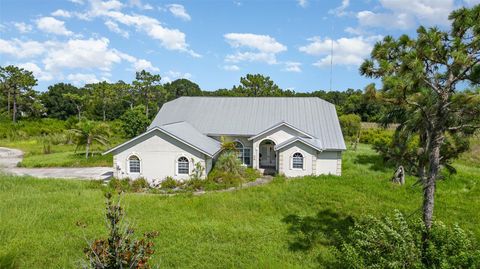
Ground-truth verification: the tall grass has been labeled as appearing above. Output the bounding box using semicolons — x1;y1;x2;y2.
0;144;478;268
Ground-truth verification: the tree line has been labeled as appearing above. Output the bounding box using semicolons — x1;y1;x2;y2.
0;68;388;124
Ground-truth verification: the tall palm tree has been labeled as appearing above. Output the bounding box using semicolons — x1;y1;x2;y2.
71;120;110;159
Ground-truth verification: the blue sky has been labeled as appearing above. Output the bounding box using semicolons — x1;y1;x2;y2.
0;0;478;92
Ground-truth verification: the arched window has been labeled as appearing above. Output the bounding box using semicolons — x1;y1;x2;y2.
177;156;189;174
235;141;251;166
292;152;303;169
128;155;140;173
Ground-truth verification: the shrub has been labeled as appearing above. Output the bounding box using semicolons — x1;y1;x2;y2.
160;176;178;190
108;178;131;192
334;211;480;268
131;178;149;192
214;151;244;176
80;193;158;268
339;114;361;138
359;128;393;145
243;168;261;182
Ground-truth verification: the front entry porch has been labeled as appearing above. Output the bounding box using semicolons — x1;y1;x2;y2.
258;139;277;175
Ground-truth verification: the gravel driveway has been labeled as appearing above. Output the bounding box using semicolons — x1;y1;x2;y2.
0;147;113;180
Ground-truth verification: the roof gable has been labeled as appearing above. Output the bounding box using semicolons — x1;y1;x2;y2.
104;122;221;157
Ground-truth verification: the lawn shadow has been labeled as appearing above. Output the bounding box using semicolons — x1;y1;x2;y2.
282;209;354;252
354;153;393;172
0;252;18;269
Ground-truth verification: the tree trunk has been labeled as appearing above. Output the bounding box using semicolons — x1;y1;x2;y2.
7;88;10;117
423;129;444;230
103;99;106;121
77;105;81;121
12;89;17;123
85;137;91;159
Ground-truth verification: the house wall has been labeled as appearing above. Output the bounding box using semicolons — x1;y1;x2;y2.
277;141;316;177
316;151;342;176
112;129;210;182
251;125;307;170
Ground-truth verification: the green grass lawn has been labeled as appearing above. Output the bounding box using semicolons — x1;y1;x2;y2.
0;138;114;167
0;144;479;268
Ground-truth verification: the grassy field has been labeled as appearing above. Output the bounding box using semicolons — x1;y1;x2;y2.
0;144;479;268
0;138;114;168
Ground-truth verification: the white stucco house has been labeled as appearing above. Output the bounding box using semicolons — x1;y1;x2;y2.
104;97;346;182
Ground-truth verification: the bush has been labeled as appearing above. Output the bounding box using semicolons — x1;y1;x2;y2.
160;176;178;190
80;193;158;268
243;168;261;182
339;114;361;138
334;211;480;268
131;178;149;192
359;128;393;145
214;151;244;176
108;178;131;192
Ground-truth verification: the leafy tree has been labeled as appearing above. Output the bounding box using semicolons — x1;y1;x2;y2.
63;92;87;121
0;65;37;123
70;119;110;158
87;81;118;121
132;70;162;119
360;5;480;230
339;114;361;138
120;105;150;138
41;83;80;120
164;78;202;101
234;74;282;96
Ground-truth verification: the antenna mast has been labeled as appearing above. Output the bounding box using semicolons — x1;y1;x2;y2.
329;22;334;91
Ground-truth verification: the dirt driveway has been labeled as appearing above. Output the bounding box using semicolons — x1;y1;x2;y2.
0;147;113;180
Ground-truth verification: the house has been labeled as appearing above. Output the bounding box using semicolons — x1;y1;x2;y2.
104;97;346;182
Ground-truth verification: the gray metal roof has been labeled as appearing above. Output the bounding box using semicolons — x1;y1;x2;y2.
159;121;221;157
150;97;346;150
275;137;324;152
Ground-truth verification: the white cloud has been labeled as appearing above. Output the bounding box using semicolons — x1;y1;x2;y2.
130;0;153;10
357;10;414;30
0;39;46;58
297;0;308;8
167;4;191;21
67;73;100;85
81;1;200;57
17;62;53;81
43;38;124;72
283;62;302;72
162;70;192;83
36;17;73;36
329;0;350;16
51;9;72;18
223;65;240;71
357;0;455;30
132;59;159;72
14;22;33;33
224;33;287;65
69;0;85;4
105;20;129;38
299;35;382;67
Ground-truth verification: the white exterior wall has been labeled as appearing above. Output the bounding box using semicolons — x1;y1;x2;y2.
316;151;342;176
251;125;306;170
277;141;316;177
112;130;210;182
211;135;253;166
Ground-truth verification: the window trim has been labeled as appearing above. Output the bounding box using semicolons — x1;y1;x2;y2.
234;140;251;166
177;156;190;175
291;152;304;170
127;154;141;174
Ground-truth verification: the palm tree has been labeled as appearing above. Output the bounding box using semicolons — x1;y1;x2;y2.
70;120;110;159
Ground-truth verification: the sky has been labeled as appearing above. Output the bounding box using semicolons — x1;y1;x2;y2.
0;0;479;92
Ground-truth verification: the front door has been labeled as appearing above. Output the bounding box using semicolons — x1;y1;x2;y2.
260;144;276;167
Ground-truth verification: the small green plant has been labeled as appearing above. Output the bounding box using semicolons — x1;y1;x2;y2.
191;160;205;180
131;178;149;192
214;151;244;176
334;211;480;268
108;178;131;192
80;192;159;268
160;176;178;190
40;135;52;154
